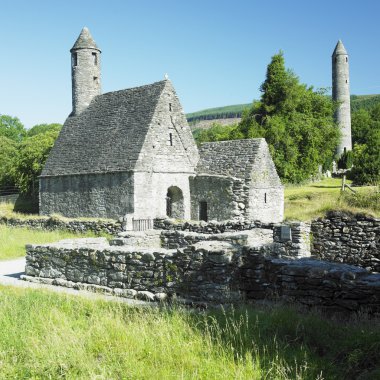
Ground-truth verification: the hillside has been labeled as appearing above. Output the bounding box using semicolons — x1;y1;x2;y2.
186;94;380;124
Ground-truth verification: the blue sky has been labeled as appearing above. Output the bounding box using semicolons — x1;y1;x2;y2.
1;0;380;128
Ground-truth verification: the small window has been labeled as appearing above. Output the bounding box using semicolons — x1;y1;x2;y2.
264;193;267;204
93;76;98;84
72;53;78;67
346;79;348;83
92;52;97;65
169;103;172;112
346;57;348;62
169;133;173;146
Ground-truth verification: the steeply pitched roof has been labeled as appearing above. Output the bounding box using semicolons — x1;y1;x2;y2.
196;138;282;187
332;40;347;56
41;81;167;176
71;27;100;52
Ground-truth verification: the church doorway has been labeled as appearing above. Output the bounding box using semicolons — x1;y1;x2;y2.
199;201;208;222
166;186;184;219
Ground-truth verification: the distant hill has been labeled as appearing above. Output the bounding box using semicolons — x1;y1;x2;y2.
186;94;380;124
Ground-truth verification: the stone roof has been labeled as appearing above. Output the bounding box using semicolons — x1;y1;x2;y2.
196;138;282;186
41;81;167;176
71;27;100;52
332;40;347;56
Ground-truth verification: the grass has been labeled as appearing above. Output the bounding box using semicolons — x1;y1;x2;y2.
284;178;379;221
0;225;104;261
0;286;379;379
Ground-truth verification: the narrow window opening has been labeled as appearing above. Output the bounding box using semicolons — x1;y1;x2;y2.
199;201;208;222
93;76;98;84
346;57;348;62
92;52;97;65
346;79;348;83
72;53;78;67
169;133;173;146
264;193;267;204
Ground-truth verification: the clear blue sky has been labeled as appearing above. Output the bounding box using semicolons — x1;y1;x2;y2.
1;0;380;128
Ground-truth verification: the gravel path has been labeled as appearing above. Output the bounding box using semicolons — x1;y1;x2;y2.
0;257;150;306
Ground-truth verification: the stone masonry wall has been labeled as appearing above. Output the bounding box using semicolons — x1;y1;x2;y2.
24;237;380;313
189;175;247;221
40;172;134;219
311;211;380;272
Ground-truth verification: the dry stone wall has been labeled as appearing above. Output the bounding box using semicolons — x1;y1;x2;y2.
311;211;380;272
24;237;380;313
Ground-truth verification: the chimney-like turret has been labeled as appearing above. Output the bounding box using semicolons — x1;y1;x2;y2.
70;27;101;115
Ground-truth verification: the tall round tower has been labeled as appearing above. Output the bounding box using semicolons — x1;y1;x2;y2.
70;27;101;116
332;40;352;155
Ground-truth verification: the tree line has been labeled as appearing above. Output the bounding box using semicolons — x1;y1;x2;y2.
0;117;61;196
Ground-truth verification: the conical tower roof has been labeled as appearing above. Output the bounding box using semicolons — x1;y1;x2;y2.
70;27;101;52
332;40;347;56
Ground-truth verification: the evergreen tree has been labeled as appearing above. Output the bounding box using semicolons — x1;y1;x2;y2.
234;52;340;183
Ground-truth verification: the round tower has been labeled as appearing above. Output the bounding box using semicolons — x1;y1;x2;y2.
332;40;352;155
70;27;101;116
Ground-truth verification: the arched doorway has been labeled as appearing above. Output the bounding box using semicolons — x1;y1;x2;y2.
166;186;184;219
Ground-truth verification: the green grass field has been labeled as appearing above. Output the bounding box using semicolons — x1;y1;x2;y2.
0;225;103;261
284;178;379;221
0;286;378;379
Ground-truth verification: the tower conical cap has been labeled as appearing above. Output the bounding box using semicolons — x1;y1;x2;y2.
70;27;101;52
332;40;347;56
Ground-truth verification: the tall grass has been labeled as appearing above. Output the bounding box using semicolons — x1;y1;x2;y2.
285;178;379;220
1;286;379;379
0;225;104;261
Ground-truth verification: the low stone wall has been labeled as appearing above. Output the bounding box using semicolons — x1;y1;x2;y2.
0;216;124;235
25;238;242;302
154;218;273;233
240;247;380;313
311;211;380;272
24;237;380;313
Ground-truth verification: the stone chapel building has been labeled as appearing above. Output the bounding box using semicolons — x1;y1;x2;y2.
40;27;284;226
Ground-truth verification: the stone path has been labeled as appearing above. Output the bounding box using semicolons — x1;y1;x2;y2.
0;257;150;306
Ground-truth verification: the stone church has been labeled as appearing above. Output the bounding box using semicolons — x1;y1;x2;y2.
40;27;284;226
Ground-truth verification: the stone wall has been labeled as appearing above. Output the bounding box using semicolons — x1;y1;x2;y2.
24;237;380;313
311;211;380;272
39;172;134;219
190;175;246;221
0;215;123;235
240;247;380;313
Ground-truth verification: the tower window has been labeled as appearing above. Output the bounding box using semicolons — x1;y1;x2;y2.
264;193;267;204
346;80;348;83
346;57;348;62
169;133;173;146
169;103;172;111
92;52;98;65
72;53;78;67
93;76;98;84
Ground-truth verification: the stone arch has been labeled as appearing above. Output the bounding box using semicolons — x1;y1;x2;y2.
166;186;184;219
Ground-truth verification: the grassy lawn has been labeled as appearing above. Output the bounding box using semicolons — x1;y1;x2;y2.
285;178;379;221
0;285;378;379
0;225;103;261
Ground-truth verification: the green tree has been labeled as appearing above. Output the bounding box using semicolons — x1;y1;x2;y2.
27;123;62;137
0;115;26;142
0;136;18;189
350;104;380;184
233;52;340;183
13;129;59;195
